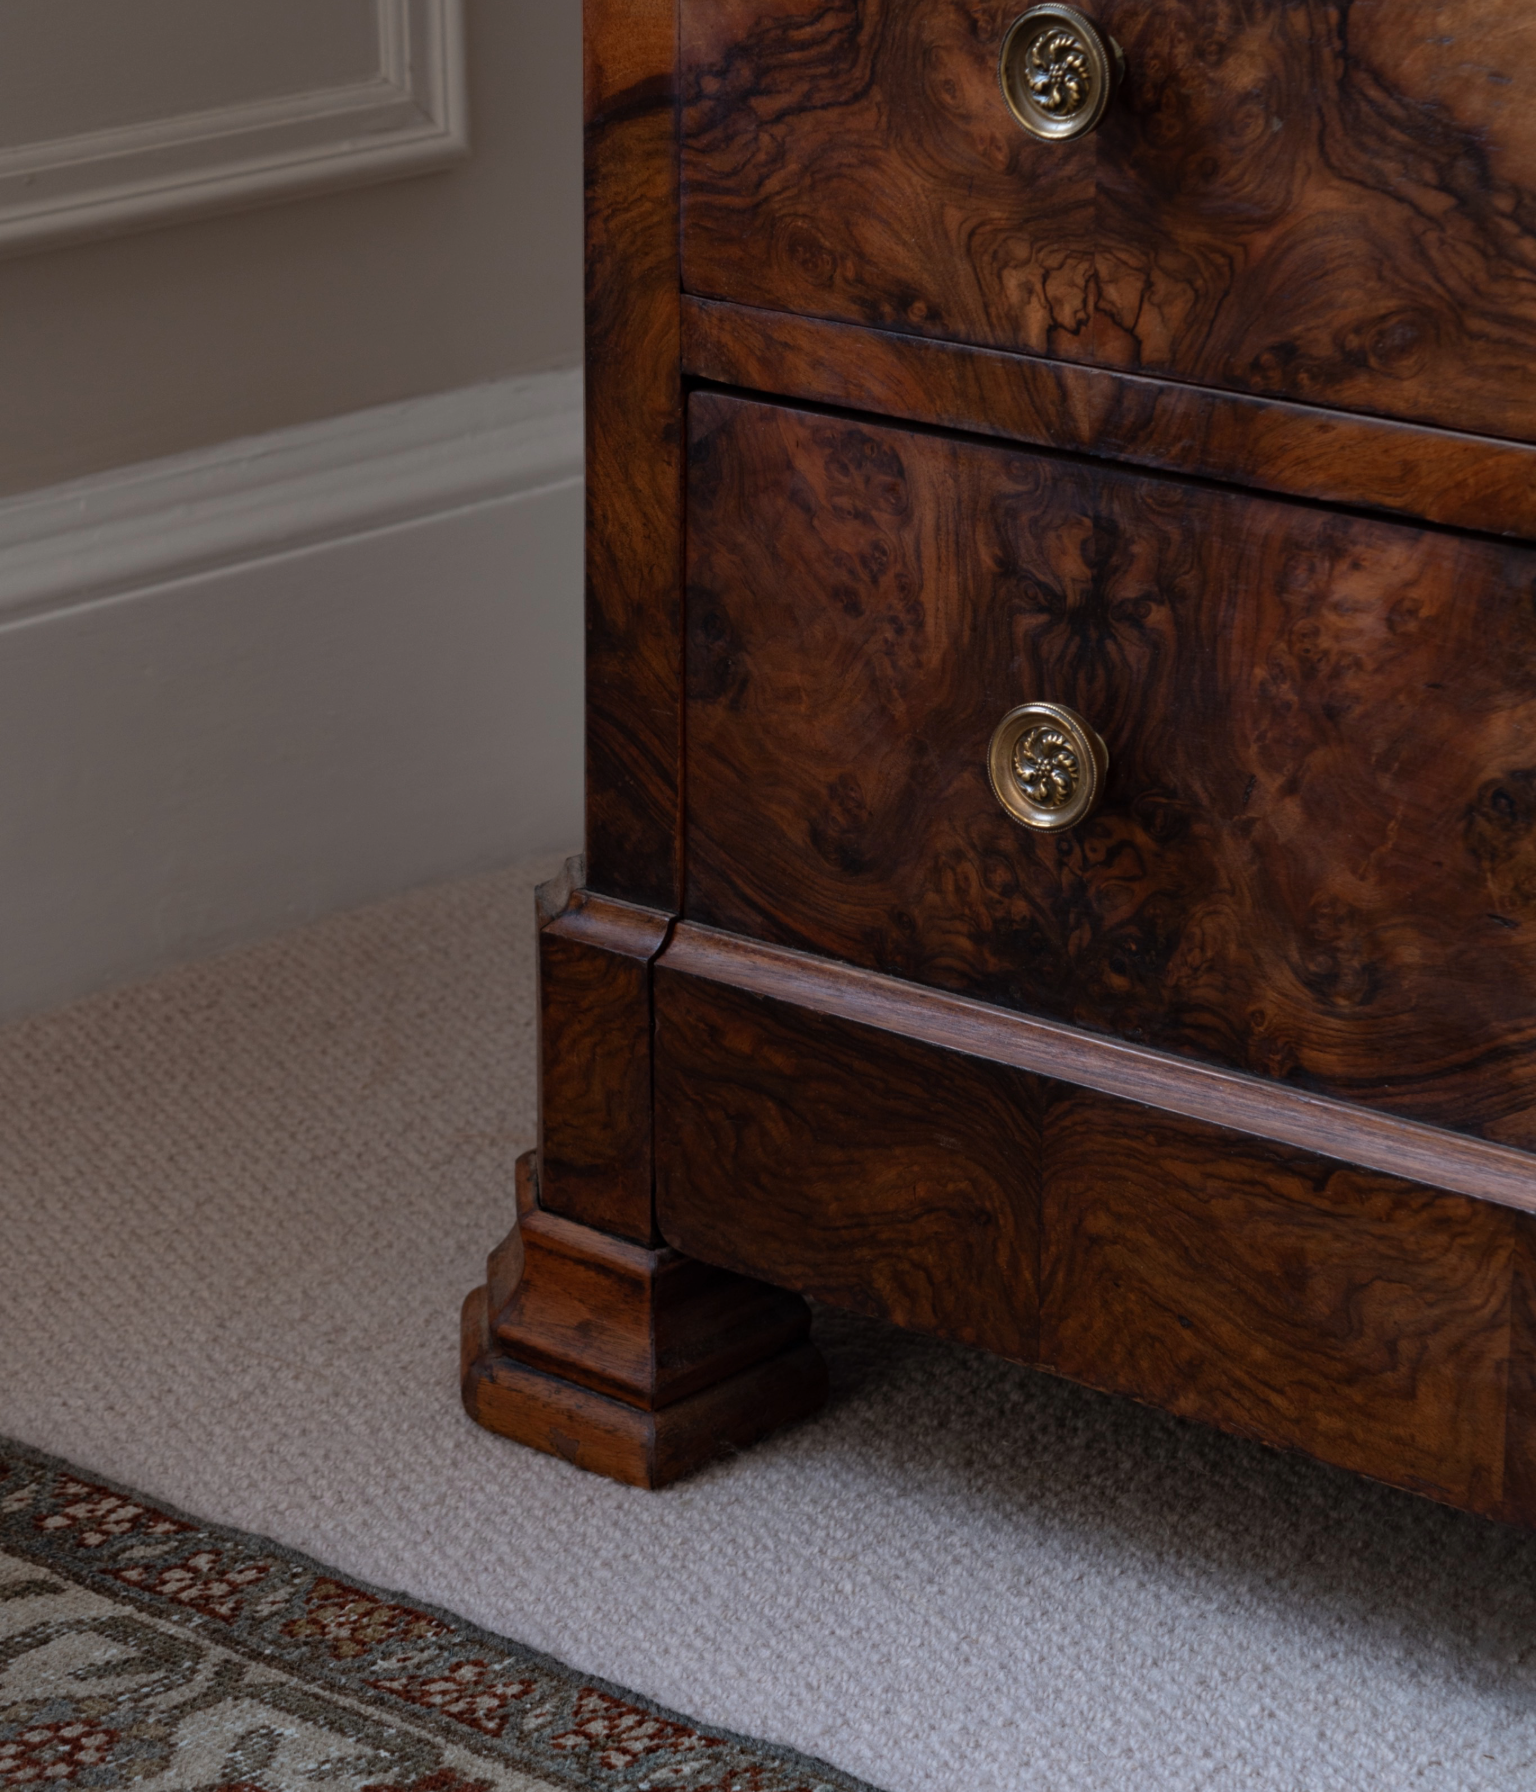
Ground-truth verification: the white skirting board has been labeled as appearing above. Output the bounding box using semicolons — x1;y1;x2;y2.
0;368;583;1025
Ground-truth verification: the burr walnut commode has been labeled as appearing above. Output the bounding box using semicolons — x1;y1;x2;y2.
462;0;1536;1518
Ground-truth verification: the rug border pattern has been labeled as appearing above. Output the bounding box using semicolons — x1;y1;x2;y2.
0;1434;881;1792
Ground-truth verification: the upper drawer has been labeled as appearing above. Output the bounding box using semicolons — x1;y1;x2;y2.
685;391;1536;1150
681;1;1536;443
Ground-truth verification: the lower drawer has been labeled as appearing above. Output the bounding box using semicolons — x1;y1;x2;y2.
653;946;1536;1524
685;390;1536;1148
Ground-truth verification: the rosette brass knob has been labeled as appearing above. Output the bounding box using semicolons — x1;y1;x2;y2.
987;701;1109;832
998;4;1122;142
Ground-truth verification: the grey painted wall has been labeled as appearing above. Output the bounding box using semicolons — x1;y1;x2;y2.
0;6;587;1018
0;0;583;497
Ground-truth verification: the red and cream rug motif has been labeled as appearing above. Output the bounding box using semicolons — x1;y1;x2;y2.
0;1438;878;1792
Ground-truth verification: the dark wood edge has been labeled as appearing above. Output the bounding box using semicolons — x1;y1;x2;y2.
680;297;1536;542
518;1200;666;1282
536;871;674;1244
542;886;673;962
659;924;1536;1215
583;0;686;908
462;1325;828;1489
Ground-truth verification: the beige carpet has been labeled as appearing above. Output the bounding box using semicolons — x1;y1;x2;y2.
4;858;1536;1792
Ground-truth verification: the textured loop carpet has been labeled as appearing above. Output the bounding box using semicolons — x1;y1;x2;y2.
4;858;1536;1791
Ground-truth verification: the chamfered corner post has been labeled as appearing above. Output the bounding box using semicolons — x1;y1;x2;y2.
460;865;827;1488
460;0;827;1493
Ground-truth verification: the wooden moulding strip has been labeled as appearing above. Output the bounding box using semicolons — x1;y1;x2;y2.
680;296;1536;543
659;923;1536;1216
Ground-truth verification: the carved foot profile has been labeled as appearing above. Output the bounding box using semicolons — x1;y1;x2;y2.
461;1155;827;1488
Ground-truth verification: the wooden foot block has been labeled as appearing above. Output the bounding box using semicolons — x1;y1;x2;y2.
462;1317;826;1488
461;1152;828;1487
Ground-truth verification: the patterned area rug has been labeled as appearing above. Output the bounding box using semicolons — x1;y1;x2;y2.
0;1440;877;1792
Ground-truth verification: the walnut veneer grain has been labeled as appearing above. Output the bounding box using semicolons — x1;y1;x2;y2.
585;0;686;908
465;0;1536;1516
685;391;1536;1149
683;298;1536;543
654;966;1042;1359
681;0;1536;443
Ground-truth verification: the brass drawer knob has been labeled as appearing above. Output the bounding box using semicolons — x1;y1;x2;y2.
988;701;1109;832
998;4;1121;142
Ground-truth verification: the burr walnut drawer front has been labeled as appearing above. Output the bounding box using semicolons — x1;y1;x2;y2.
684;390;1536;1150
681;0;1536;442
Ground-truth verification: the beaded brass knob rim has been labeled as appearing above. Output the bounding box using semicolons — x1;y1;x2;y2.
998;4;1121;143
987;701;1109;832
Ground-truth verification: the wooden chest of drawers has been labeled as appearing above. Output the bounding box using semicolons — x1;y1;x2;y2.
461;0;1536;1519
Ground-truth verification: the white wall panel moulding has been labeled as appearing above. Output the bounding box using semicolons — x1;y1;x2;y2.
0;0;468;257
0;365;583;623
0;364;584;1024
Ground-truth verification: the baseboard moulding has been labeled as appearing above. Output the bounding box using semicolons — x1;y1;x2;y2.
0;368;584;1025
